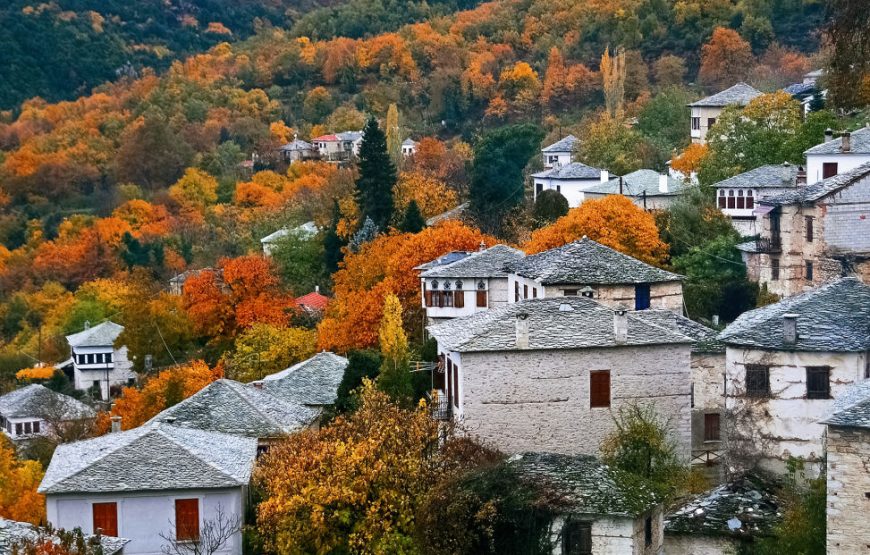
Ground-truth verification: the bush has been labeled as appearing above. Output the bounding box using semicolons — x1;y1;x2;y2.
532;189;569;226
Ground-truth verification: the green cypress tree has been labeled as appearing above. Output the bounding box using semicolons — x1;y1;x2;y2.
355;116;396;229
400;200;425;233
323;200;346;275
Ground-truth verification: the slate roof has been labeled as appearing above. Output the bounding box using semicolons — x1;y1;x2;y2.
804;126;870;155
39;425;257;495
718;277;870;352
665;475;782;538
509;452;659;517
541;135;579;153
296;290;329;311
631;310;724;354
65;321;123;348
146;379;319;438
507;237;682;285
784;82;815;96
0;518;129;555
428;297;694;353
0;384;95;420
713;163;800;190
531;162;601;180
426;202;468;226
402;138;417;147
414;250;473;271
259;352;348;406
585;169;689;197
420;245;525;279
261;221;318;244
337;131;363;142
760;162;870;206
820;380;870;430
689;82;762;107
279;138;314;152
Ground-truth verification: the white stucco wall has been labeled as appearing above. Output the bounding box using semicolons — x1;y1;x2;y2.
806;153;870;184
46;487;245;555
542;151;572;168
422;277;510;320
73;346;136;399
533;176;603;207
664;533;738;555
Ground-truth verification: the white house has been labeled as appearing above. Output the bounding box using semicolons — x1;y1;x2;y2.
505;237;684;312
689;82;762;144
58;322;135;400
531;163;609;208
39;425;257;555
260;221;318;256
804;126;870;184
718;277;870;476
0;384;95;441
511;452;664;555
713;162;805;236
417;244;525;322
401;138;418;157
541;135;578;168
583;169;691;211
427;296;694;459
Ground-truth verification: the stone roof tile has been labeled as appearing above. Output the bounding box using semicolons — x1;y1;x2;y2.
584;169;690;197
0;384;95;420
420;245;525;279
760;162;870;206
531;162;601;180
688;83;762;107
541;135;579;153
65;321;123;348
804;126;870;155
713;163;800;190
259;352;348;406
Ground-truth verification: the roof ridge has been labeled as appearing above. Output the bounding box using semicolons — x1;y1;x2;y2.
222;380;293;431
41;427;147;492
156;426;245;485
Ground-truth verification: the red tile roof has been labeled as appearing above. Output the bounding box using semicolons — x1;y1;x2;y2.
311;134;340;142
296;291;329;311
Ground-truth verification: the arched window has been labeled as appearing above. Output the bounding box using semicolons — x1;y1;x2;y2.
477;280;486;290
431;280;439;289
727;189;735;209
443;281;451;290
455;280;463;290
746;189;755;209
718;189;726;209
737;189;745;209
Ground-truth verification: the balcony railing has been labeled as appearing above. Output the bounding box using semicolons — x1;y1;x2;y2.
756;236;782;253
427;391;452;421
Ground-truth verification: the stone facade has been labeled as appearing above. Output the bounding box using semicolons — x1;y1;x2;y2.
550;509;664;555
724;347;867;475
825;425;870;554
507;274;684;312
690;352;726;460
454;345;692;460
664;534;736;555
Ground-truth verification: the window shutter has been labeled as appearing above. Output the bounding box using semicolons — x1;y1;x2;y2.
453;363;459;407
93;502;118;537
590;371;610;408
704;413;720;441
424;290;433;307
454;290;464;308
476;290;487;307
175;499;200;541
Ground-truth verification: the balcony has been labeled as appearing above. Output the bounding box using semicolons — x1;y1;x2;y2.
756;236;782;253
427;390;452;421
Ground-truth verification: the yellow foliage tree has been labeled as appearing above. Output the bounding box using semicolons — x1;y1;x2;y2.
0;437;45;525
219;323;317;383
601;46;626;118
393;171;458;220
168;168;218;213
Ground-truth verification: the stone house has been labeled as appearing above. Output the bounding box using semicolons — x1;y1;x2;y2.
255;351;348;411
0;384;95;441
531;162;609;208
804;126;870;184
541;135;578;168
740;162;870;298
689;83;762;145
713;162;805;236
583;169;691;211
717;277;870;476
0;517;129;554
401;138;418;157
820;380;870;554
427;296;694;459
506;237;684;312
417;244;525;323
40;425;256;555
56;321;135;400
312;131;363;161
511;452;664;555
278;137;316;163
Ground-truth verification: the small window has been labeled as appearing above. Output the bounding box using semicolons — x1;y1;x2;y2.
635;284;651;311
718;190;726;209
532;288;538;298
806;366;830;399
736;189;745;209
515;282;520;302
704;413;721;441
727;190;735;209
805;260;814;281
823;162;838;179
523;284;528;299
745;365;770;398
33;421;40;434
93;502;118;537
15;423;22;435
590;370;611;408
691;117;700;131
563;289;578;296
805;216;814;242
24;422;31;434
175;499;200;541
771;258;780;280
556;185;561;193
746;190;754;209
563;520;592;555
453;363;459;408
707;117;717;129
535;182;544;195
644;515;653;547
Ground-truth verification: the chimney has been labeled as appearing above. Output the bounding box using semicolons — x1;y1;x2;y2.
110;416;121;433
613;308;628;344
842;131;851;153
783;313;798;345
315;285;320;293
781;161;791;182
658;174;669;194
796;165;807;186
479;241;486;252
84;320;91;330
600;170;609;183
252;381;263;390
515;313;530;349
825;128;834;142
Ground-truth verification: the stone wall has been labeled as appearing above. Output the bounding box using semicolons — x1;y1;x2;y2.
458;344;692;460
691;352;726;454
826;424;870;554
549;510;663;555
664;534;738;555
536;281;684;313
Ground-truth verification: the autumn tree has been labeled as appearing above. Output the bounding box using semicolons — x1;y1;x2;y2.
377;293;413;403
825;0;870;108
601;47;626;118
302;86;335;122
219;323;317;382
524;195;668;265
394;171;458;220
698;27;754;90
114;111;194;190
169;168;219;215
355;117;396;230
0;436;45;524
385;103;402;165
576;113;655;176
653;55;687;87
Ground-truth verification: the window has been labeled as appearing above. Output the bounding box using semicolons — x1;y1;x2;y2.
106;352;113;364
691;117;700;131
548;155;559;165
823;162;838;179
515;282;520;302
93;502;118;537
563;289;578;296
771;258;780;280
635;284;651;311
33;421;40;434
556;185;561;193
707;117;717;129
580;287;595;299
24;422;31;434
476;290;487;307
563;520;592;555
446;358;453;402
424;290;433;307
736;189;745;209
175;499;200;541
532;288;538;298
453;290;464;308
806;367;831;399
746;190;754;209
805;216;814;242
590;370;611;408
805;260;814;281
535;182;544;195
523;284;528;299
718;190;726;209
727;189;735;209
644;516;653;547
453;363;459;408
15;423;22;435
704;413;721;441
745;365;770;398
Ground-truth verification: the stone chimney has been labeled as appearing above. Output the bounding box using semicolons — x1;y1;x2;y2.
783;313;798;345
479;241;487;252
613;308;628;344
600;169;609;183
658;174;669;194
110;416;122;433
315;285;320;293
515;313;530;349
796;166;807;186
842;132;851;153
825;128;834;142
252;381;264;390
781;161;791;182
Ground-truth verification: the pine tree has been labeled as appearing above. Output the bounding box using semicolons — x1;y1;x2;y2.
355;117;396;230
400;200;425;233
323;200;346;275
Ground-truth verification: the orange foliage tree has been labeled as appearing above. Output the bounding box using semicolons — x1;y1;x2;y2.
671;143;709;176
318;221;495;352
0;437;45;524
699;27;754;90
394;171;459;220
524;195;668;265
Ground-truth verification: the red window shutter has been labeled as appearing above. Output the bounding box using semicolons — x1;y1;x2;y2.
590;371;611;408
476;290;487;307
93;502;118;537
454;290;464;308
424;290;433;307
175;499;200;541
